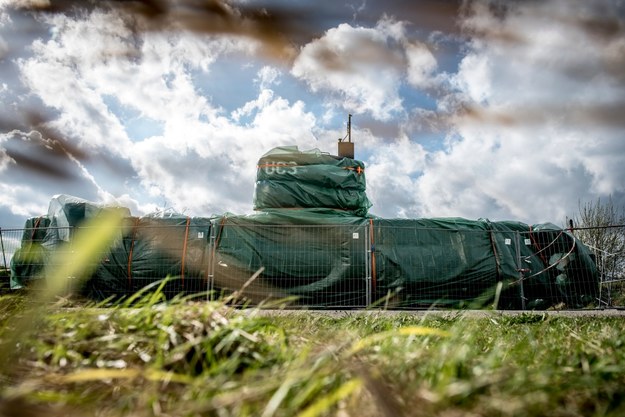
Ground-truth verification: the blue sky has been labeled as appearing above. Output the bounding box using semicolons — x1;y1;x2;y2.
1;0;625;227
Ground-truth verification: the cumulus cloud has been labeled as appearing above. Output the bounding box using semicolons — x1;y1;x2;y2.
408;0;625;222
8;7;321;218
291;18;439;121
405;41;438;88
130;89;318;216
0;141;12;171
0;182;49;218
457;0;625;113
341;0;625;224
17;12;132;152
0;34;7;58
364;135;427;218
254;66;281;89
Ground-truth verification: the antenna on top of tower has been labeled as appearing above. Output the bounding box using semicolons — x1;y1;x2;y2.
338;114;355;159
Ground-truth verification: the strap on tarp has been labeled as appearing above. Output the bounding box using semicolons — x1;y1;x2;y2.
486;226;502;280
31;217;42;241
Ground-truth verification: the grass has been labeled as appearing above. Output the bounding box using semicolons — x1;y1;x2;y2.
603;281;625;307
0;293;623;417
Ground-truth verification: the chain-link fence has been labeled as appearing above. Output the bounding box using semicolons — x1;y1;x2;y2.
1;222;622;309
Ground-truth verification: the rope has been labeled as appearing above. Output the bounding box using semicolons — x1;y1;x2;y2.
514;235;577;282
527;227;564;263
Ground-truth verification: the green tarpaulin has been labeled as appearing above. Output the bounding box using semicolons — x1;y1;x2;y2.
253;146;371;216
8;186;599;308
85;215;212;300
9;216;50;289
371;218;597;308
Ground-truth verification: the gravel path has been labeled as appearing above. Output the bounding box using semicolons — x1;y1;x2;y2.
249;308;625;318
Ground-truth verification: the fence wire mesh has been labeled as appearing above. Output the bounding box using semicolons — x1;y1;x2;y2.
1;223;622;309
209;223;369;308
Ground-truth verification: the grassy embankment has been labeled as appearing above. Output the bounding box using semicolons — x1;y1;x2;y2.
0;291;624;417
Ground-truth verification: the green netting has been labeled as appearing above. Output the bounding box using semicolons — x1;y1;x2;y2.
211;210;369;306
253;146;371;216
526;223;598;308
373;218;499;308
481;220;555;309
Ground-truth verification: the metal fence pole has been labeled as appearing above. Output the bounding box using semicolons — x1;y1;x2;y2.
598;260;604;307
602;266;613;307
515;231;526;310
68;226;76;294
207;222;217;301
364;224;372;307
0;228;8;273
598;260;610;307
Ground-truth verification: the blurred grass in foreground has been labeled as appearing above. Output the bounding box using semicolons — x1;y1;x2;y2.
0;294;623;417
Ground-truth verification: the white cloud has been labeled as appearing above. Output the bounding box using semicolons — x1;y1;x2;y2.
17;9;259;154
364;135;427;218
0;130;15;169
458;0;625;108
129;87;318;216
231;88;274;122
18;15;132;152
255;66;281;90
292;19;433;121
412;0;625;223
12;8;301;217
0;182;49;217
405;41;438;88
291;16;443;122
454;54;491;104
412;128;599;221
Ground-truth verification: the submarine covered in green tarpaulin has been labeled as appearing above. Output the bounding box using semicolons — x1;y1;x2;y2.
9;146;599;309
